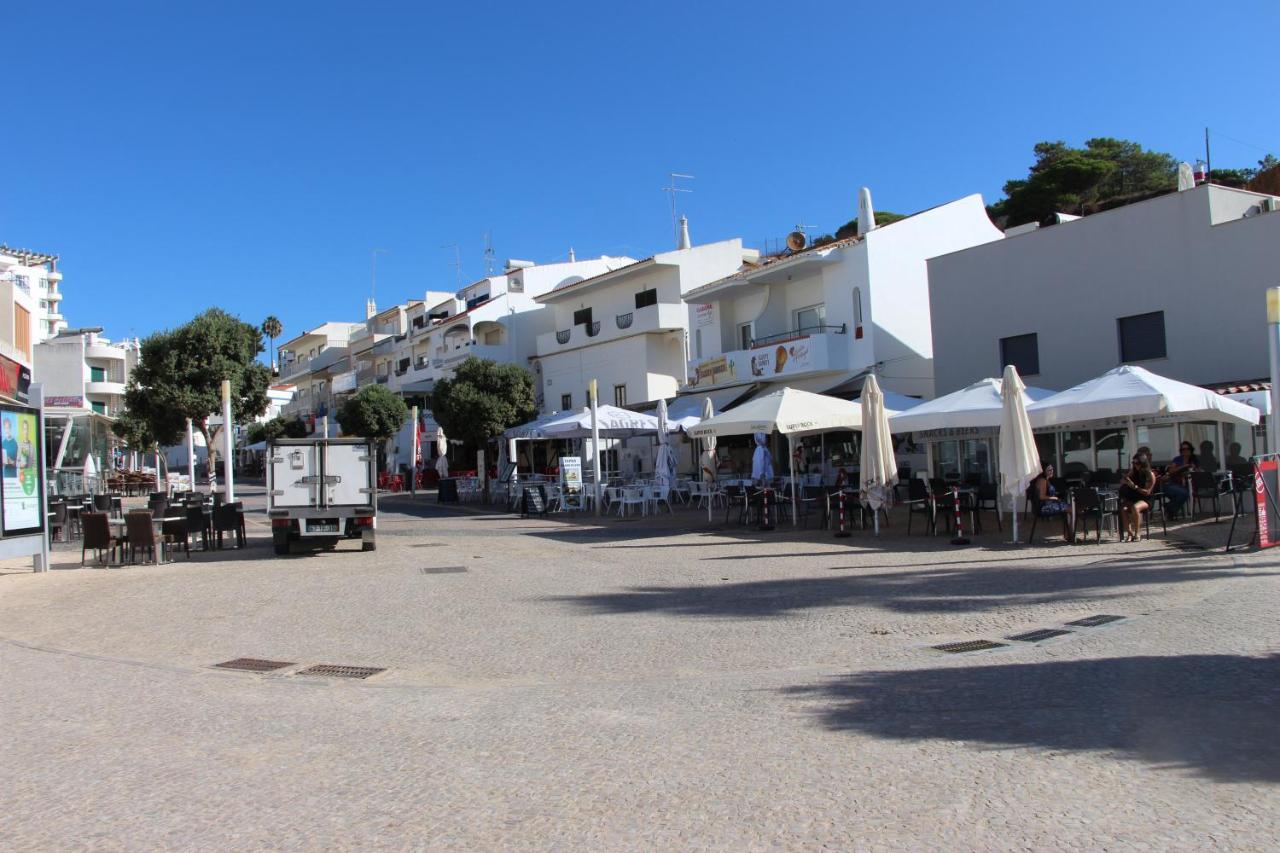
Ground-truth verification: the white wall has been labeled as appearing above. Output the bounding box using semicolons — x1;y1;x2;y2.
929;184;1280;394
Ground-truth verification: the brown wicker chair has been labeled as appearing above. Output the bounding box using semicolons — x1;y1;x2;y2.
81;512;120;566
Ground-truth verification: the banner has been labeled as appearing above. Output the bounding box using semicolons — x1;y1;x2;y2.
747;339;815;378
1255;458;1279;549
0;355;31;404
0;406;43;536
694;303;715;328
689;355;737;387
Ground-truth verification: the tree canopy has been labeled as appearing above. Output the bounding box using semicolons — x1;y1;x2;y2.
988;138;1179;226
335;384;408;442
812;211;907;247
430;358;536;450
121;308;271;454
246;415;308;445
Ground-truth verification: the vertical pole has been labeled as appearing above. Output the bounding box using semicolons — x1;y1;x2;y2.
788;434;798;526
1268;288;1280;454
33;382;49;572
221;379;235;503
186;418;195;491
410;405;419;497
589;379;601;516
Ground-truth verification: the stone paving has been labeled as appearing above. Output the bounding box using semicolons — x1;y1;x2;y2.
1;487;1277;848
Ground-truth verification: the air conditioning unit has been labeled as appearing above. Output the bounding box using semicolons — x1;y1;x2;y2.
1262;197;1280;213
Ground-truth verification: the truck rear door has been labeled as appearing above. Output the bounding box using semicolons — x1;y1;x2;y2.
324;442;373;508
270;443;320;507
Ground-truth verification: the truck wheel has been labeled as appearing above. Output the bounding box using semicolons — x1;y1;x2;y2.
272;529;290;556
362;541;376;552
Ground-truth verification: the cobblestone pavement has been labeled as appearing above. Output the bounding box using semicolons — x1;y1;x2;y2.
2;488;1278;849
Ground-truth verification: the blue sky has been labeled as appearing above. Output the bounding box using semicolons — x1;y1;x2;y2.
6;1;1278;349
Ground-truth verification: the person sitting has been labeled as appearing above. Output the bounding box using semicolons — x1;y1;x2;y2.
1163;441;1196;518
1119;454;1157;541
1032;463;1073;539
1225;442;1248;469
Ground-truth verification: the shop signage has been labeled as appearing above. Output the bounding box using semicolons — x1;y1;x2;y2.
1255;458;1279;549
0;356;31;404
0;405;44;536
45;395;85;409
746;339;815;378
915;426;999;440
694;303;715;328
689;355;738;387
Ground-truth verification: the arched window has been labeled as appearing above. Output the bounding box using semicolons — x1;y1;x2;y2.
852;288;864;339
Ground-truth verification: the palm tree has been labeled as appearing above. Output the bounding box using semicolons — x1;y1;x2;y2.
261;316;283;375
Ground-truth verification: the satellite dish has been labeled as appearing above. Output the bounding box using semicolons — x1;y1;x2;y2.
786;231;807;252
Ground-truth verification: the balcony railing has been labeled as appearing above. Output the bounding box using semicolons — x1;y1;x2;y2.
615;312;633;330
414;357;430;370
555;329;571;345
750;323;846;348
585;321;601;338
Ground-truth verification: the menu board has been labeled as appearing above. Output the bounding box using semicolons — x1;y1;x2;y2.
1;406;43;536
1254;458;1279;549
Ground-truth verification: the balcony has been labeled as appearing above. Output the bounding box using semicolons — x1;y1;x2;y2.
86;380;127;396
683;327;852;391
536;302;686;356
86;343;127;361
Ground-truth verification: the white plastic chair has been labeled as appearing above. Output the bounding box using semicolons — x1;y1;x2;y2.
648;484;673;514
618;486;645;517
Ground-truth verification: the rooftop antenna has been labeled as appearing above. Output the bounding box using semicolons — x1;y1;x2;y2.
663;172;695;247
441;243;462;287
483;231;496;275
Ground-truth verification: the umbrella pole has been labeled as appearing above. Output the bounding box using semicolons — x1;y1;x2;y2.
788;434;797;526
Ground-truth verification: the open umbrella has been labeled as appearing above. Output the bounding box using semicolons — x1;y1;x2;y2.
435;428;449;478
999;364;1041;544
700;397;717;521
859;375;898;535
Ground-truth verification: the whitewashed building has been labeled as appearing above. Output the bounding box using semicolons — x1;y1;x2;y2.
680;191;1004;403
34;328;139;418
533;233;752;414
0;245;65;343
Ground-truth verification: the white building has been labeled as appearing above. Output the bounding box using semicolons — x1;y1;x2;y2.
34;327;139;418
533;234;752;414
0;245;66;342
681;191;1004;403
927;182;1280;469
0;251;38;394
277;321;364;429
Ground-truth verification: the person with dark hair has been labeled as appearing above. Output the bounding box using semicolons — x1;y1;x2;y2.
1031;462;1073;539
1163;441;1197;517
1119;454;1156;541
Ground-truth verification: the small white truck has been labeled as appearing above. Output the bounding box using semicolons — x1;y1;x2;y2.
266;437;377;555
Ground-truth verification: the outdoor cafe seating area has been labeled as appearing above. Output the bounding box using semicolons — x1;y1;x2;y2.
50;487;248;567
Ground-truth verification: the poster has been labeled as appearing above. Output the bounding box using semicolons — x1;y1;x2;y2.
1;407;43;536
1254;458;1278;549
561;456;583;510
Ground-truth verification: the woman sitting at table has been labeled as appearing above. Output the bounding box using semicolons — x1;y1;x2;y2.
1118;454;1156;542
1031;463;1073;539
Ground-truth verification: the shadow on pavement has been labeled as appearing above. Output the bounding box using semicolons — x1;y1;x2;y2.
548;550;1267;616
781;654;1280;784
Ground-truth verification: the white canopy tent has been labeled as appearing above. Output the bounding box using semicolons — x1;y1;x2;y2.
889;378;1057;433
541;405;671;439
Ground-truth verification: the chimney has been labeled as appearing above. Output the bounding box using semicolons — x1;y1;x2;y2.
568;247;576;262
677;215;691;250
857;187;876;237
365;297;377;319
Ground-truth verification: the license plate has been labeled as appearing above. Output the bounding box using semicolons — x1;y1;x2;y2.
306;520;339;533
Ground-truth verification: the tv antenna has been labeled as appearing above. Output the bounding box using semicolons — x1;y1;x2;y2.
370;248;388;299
483;231;496;275
663;172;695;245
441;243;462;286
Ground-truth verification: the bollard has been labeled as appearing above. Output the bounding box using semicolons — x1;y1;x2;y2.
950;485;970;546
759;488;775;531
834;490;851;538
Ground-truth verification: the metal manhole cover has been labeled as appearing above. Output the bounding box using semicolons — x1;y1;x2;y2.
1066;614;1125;627
932;640;1008;654
420;566;467;574
298;664;386;679
1006;628;1074;643
214;658;295;672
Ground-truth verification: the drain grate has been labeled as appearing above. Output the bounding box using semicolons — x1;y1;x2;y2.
214;658;295;672
1066;614;1125;627
1169;540;1207;551
298;664;386;679
420;565;467;574
1006;628;1073;643
932;639;1008;654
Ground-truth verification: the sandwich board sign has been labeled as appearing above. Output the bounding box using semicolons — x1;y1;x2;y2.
561;456;583;511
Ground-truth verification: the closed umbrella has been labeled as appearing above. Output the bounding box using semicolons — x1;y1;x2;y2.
654;399;675;489
751;432;774;484
999;364;1041;544
700;396;717;521
435;428;449;478
859;375;898;535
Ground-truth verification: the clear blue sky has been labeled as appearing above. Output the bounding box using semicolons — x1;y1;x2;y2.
6;1;1278;350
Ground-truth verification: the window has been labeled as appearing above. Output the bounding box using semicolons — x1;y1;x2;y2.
738;322;754;350
483;329;502;345
90;366;106;383
634;289;658;309
999;333;1040;376
613;384;627;406
91;401;106;415
694;328;702;359
12;275;29;294
39;300;47;309
561;393;572;410
852;288;863;338
573;307;593;327
794;304;825;331
1117;311;1166;362
13;305;30;359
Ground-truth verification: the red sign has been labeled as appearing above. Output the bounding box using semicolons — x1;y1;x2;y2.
1255;459;1278;549
0;354;31;404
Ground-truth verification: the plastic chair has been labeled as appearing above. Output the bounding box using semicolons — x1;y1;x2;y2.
213;504;246;548
618;486;645;517
1189;470;1224;521
1070;486;1105;543
904;478;936;535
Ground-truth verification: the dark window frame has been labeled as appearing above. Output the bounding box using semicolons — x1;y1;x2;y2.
613;384;627;407
560;393;572;411
634;288;658;309
572;307;593;327
1117;311;1167;363
999;332;1040;377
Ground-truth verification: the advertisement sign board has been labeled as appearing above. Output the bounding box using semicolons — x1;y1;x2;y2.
561;456;583;510
1254;458;1279;549
0;405;44;536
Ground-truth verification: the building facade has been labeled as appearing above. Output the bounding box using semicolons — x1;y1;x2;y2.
0;245;66;342
33;328;139;418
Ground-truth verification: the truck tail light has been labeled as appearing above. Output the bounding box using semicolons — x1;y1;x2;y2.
271;518;292;529
353;516;374;527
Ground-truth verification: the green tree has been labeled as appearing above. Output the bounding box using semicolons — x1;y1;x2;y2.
261;316;283;374
989;138;1178;226
245;415;308;445
335;385;408;472
122;308;272;476
430;357;537;499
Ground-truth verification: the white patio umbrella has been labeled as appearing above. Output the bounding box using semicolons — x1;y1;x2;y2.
858;375;898;535
890;378;1057;433
999;365;1041;544
435;427;449;478
1028;365;1260;453
654;399;676;489
689;387;868;525
699;396;717;521
541;404;666;439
